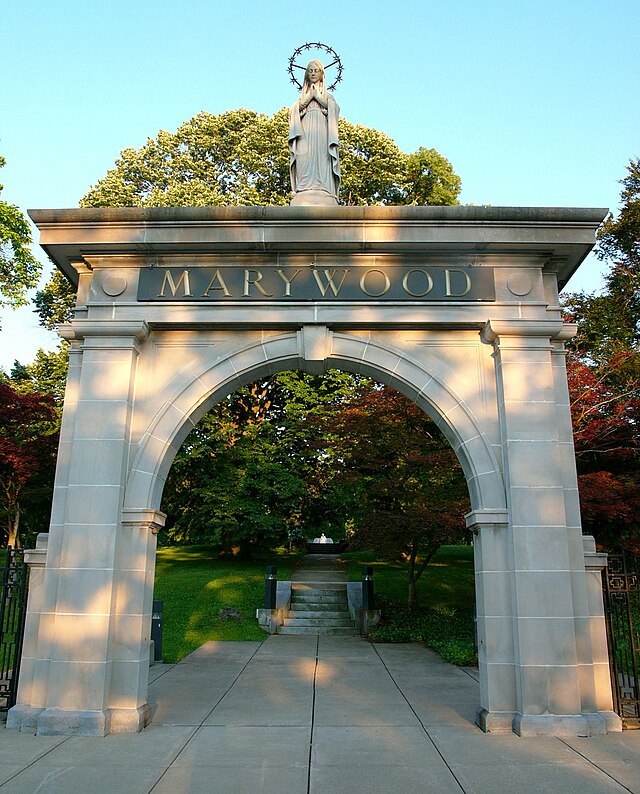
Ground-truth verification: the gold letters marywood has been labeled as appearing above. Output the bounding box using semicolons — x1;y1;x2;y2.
139;264;495;302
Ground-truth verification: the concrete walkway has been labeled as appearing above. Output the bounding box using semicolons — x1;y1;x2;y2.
1;636;639;793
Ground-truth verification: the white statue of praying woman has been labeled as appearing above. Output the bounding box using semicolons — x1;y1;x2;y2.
288;60;340;205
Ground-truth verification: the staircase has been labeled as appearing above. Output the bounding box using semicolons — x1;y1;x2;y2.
277;555;358;636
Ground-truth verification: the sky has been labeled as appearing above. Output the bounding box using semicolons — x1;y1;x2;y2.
1;0;638;372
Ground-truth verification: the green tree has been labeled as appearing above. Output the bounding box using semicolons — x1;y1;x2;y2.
0;156;41;319
564;159;639;362
34;270;76;331
162;407;306;558
78;109;461;210
160;370;366;553
10;345;70;409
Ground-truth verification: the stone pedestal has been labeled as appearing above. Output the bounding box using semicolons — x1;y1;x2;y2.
290;189;338;206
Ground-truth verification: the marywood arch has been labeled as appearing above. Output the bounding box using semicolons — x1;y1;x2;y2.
125;330;505;515
7;205;623;738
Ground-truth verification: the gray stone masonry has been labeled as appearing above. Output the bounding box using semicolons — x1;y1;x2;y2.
8;205;620;736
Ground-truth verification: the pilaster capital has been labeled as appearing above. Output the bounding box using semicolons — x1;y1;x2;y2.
24;533;49;568
481;320;577;349
465;509;509;533
121;508;167;535
582;534;608;572
58;319;150;346
481;319;566;343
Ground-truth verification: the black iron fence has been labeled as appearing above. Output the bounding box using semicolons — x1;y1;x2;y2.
0;548;29;714
603;550;640;728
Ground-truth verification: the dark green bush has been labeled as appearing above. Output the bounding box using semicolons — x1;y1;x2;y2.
369;596;476;666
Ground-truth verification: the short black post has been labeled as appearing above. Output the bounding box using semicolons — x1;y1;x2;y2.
362;566;374;610
265;566;277;609
151;599;163;661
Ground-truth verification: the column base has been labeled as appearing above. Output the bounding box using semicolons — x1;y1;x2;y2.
514;711;623;736
6;705;45;734
110;704;151;733
7;703;152;736
477;708;623;735
476;708;515;733
32;708;111;736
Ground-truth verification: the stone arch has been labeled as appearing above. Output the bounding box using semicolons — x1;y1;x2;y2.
12;206;619;739
124;329;505;515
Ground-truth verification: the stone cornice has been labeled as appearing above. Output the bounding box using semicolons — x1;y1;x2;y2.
58;319;150;343
481;319;578;343
28;206;607;288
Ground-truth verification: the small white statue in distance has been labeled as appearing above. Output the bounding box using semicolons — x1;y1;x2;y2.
313;533;334;544
288;59;340;206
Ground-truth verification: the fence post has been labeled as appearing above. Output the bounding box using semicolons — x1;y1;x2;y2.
151;600;163;662
362;566;374;610
265;566;277;610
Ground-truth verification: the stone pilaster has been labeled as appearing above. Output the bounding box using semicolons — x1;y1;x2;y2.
481;320;618;735
108;508;165;732
467;509;514;732
8;321;153;736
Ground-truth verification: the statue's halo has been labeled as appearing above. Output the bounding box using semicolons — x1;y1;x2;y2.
288;42;344;91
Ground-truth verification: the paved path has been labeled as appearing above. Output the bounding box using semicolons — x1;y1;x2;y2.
1;636;639;793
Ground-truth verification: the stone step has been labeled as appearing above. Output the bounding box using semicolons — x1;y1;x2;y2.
283;616;355;627
277;625;359;636
291;594;347;606
292;587;347;596
287;609;349;619
293;570;347;577
289;602;349;615
276;565;357;635
292;581;346;590
292;585;347;595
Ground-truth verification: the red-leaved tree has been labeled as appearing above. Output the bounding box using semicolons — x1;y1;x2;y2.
312;385;470;608
0;383;59;548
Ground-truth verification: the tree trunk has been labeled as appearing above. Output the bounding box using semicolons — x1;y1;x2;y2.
407;578;416;610
7;501;21;549
407;541;418;610
237;537;253;562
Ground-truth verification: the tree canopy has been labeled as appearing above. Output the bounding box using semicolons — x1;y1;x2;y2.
308;384;469;608
0;155;41;319
563;158;640;551
80;108;461;209
24;106;471;602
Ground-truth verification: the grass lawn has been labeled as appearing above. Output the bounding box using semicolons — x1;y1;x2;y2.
342;545;477;665
342;545;475;609
153;545;302;662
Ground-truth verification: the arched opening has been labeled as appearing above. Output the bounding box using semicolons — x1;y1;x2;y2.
153;366;477;660
126;331;504;667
